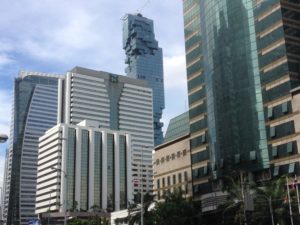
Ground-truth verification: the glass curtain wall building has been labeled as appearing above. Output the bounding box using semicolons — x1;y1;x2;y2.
254;0;300;178
3;71;61;225
183;0;300;202
123;13;165;146
35;121;132;214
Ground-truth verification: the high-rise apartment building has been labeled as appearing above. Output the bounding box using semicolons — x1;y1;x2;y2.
35;121;132;215
123;13;165;146
4;71;61;225
182;0;300;203
58;67;154;194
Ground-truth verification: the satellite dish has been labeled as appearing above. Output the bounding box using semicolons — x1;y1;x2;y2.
0;134;8;143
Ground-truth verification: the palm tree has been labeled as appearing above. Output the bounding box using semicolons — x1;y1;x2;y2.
219;172;255;225
250;176;300;225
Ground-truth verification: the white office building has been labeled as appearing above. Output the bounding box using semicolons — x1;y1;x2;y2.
35;120;133;214
58;67;154;194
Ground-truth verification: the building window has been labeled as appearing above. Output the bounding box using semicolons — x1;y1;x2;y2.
270;126;276;138
289;163;295;173
167;176;170;186
201;133;206;143
287;142;293;154
161;157;164;164
272;146;278;158
220;158;224;168
273;166;280;176
282;102;288;114
80;130;89;211
107;133;115;210
172;153;175;160
94;132;102;208
157;179;160;189
178;173;182;183
235;154;240;164
267;107;273;119
184;171;188;181
162;178;165;187
173;175;176;185
156;159;160;165
203;166;208;175
119;135;127;209
166;155;170;162
177;151;181;158
183;149;187;156
250;151;256;161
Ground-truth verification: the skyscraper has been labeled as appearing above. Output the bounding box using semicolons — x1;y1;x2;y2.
58;67;154;194
123;13;165;146
182;0;300;203
4;71;61;225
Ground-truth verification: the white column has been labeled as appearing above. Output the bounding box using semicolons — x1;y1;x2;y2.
75;128;82;209
114;134;120;211
60;125;68;212
65;72;71;124
102;131;108;210
126;134;133;204
89;130;95;210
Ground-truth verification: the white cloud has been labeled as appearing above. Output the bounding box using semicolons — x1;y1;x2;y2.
0;90;12;138
0;54;14;66
0;90;10;189
0;155;5;187
163;54;187;90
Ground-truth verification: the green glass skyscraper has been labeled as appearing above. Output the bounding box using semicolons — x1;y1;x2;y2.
183;0;300;201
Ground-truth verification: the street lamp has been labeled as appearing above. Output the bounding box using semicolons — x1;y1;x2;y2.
51;167;67;225
0;134;8;143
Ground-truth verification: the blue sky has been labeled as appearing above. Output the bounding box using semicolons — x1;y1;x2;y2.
0;0;188;183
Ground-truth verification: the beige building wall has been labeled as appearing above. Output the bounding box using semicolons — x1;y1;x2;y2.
153;135;192;199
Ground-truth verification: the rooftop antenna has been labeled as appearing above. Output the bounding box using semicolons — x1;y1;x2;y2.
120;0;151;20
136;0;151;14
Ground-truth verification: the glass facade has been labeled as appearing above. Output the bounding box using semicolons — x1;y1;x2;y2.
164;111;190;143
107;134;115;210
66;128;76;210
183;0;300;198
80;130;89;210
6;74;58;225
254;0;300;176
123;13;165;146
94;132;102;208
119;135;127;209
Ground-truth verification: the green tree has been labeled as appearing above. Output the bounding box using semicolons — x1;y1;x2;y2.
220;173;255;225
152;190;202;225
127;193;155;225
250;176;300;225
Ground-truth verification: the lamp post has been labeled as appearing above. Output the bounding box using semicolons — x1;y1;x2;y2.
51;167;67;225
0;134;8;143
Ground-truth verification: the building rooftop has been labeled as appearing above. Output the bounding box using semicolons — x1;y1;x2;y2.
164;111;190;143
70;66;148;87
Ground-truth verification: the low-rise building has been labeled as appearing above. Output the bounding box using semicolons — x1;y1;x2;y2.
153;112;192;199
